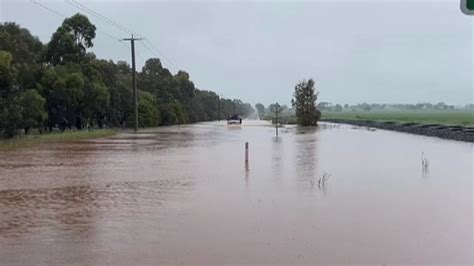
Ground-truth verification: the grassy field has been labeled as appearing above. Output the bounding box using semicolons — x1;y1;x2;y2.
0;129;117;150
321;109;474;126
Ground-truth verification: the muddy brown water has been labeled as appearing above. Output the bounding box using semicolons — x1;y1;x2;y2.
0;121;472;265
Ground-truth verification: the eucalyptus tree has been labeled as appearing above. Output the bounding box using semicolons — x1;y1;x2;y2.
46;13;96;65
291;79;321;126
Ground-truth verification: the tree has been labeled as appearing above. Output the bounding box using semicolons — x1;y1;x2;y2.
435;102;447;110
317;102;330;111
1;101;21;137
172;70;195;121
0;22;43;65
0;23;44;92
268;103;281;113
139;58;173;101
0;15;256;137
255;103;265;118
196;90;218;120
361;102;371;112
46;13;96;65
82;80;109;128
63;14;96;51
15;89;47;134
334;104;342;112
291;79;321;126
128;91;160;128
160;100;186;125
37;67;85;131
0;51;13;98
0;50;18;137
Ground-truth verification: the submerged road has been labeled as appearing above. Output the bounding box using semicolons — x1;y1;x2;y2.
0;121;472;264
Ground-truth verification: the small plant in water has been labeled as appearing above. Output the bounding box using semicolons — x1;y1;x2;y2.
318;171;332;188
421;152;429;170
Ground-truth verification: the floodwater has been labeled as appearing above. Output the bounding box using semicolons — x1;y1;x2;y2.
0;121;472;265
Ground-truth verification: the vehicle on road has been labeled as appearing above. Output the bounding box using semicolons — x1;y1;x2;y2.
226;114;242;125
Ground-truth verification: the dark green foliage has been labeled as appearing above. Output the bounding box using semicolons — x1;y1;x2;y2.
0;51;13;99
126;91;160;127
292;79;321;126
2;102;22;137
46;13;96;65
14;89;47;133
0;22;43;65
160;101;187;125
138;91;160;127
0;16;253;138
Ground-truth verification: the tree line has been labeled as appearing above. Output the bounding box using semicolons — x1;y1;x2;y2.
317;102;466;112
0;14;253;137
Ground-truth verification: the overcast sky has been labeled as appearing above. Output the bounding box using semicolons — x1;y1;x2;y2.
1;0;473;106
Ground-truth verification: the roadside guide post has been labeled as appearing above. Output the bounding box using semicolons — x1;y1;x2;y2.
245;142;249;163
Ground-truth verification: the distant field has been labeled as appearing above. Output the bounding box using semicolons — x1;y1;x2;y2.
321;110;474;126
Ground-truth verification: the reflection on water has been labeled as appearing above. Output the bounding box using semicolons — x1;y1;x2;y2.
422;164;430;178
295;127;319;193
0;179;194;239
0;121;472;264
271;136;283;183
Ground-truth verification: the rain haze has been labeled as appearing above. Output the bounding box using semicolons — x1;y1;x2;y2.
1;0;472;106
1;1;474;265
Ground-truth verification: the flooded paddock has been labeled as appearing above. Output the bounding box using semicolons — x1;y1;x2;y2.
0;121;472;265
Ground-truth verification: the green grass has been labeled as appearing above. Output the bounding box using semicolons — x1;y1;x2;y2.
321;109;474;126
0;129;117;150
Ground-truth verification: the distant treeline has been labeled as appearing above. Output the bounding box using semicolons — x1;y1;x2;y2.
254;103;290;119
255;101;473;119
0;14;253;137
317;102;472;112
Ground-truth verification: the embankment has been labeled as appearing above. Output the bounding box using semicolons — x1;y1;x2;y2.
321;119;474;143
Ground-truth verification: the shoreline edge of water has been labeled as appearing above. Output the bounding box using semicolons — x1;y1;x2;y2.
321;119;474;143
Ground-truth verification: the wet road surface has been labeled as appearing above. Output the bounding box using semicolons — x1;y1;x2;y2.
0;121;472;265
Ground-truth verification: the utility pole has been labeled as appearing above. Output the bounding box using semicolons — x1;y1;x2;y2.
217;94;220;121
123;34;142;132
275;103;280;137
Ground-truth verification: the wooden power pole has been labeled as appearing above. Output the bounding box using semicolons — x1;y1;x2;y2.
217;95;220;121
123;35;142;132
275;103;280;137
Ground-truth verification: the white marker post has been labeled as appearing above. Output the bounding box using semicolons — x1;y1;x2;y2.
245;142;249;163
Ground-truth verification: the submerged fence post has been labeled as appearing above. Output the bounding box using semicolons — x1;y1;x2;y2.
245;142;249;163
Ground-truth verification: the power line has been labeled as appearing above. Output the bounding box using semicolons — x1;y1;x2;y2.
62;0;181;71
30;0;66;18
137;41;158;60
133;45;148;63
31;0;177;72
140;38;179;71
30;0;125;45
97;29;124;44
64;0;135;36
143;38;179;71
